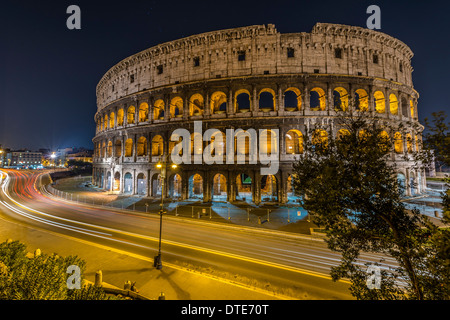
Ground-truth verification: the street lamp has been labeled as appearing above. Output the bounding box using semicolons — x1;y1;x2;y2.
153;154;178;270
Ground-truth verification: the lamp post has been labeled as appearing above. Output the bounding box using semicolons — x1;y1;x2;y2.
153;154;177;270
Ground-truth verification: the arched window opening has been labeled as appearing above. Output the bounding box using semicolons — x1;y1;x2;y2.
354;89;369;111
170;97;184;118
258;88;276;112
373;91;385;113
127;106;135;124
125;138;133;157
137;136;147;156
333;87;349;111
235;89;251;113
189;94;204;116
285;130;303;154
310;88;326;111
152;135;164;157
284;87;301;111
389;93;398;115
394;132;403;153
210;91;227;114
139;103;149;122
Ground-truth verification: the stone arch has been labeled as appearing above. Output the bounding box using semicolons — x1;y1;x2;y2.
117;108;124;126
104;114;108;130
168;173;182;198
333;87;349;111
258;88;276;112
285;129;303;154
210;91;227;114
154;99;165;120
137;136;148;156
107;141;113;157
310;87;326;111
188;173;203;199
115;140;122;157
113;172;121;191
259;129;278;155
109;111;115;128
152;135;164;157
312;129;328;149
189;93;204;116
234;89;251;113
170;96;184;118
394;132;403;153
127;105;135;124
151;172;162;197
389;93;398;115
139;102;149;122
125;138;133;157
136;172;147;195
261;174;278;202
406;133;413;153
354;89;369;111
123;172;133;194
212;173;227;201
235;173;252;202
401;97;408;117
284;87;302;111
373;91;385;113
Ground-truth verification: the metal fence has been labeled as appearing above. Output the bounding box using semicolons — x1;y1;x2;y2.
44;182;310;227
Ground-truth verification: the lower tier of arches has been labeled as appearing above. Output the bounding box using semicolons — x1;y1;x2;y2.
92;164;426;205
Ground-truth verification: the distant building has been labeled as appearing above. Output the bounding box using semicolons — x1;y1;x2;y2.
5;150;43;169
67;150;93;163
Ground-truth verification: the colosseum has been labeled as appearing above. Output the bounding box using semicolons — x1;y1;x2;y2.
92;22;425;205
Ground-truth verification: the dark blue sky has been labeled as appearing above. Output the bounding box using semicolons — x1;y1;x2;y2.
1;0;449;151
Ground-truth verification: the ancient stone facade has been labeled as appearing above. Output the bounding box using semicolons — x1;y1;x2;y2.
92;23;425;204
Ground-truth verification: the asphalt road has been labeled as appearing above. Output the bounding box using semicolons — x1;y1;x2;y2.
0;169;398;299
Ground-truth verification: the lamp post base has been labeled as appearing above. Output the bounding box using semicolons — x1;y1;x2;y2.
154;254;162;270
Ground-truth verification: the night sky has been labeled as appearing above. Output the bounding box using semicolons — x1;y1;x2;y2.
1;0;449;151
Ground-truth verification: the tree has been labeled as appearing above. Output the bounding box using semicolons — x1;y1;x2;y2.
423;111;450;172
0;240;120;300
291;113;449;299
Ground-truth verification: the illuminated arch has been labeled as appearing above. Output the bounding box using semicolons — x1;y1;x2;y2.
337;129;350;139
139;103;149;122
284;87;302;111
258;88;276;112
260;129;278;155
104;114;108;130
125;138;133;157
170;96;184;118
152;135;164;157
210;91;227;114
189;93;204;116
127;105;135;124
117;108;124;126
153;99;165;120
312;129;328;149
333;87;349;111
114;140;122;157
410;99;415;118
212;173;227;201
310;87;326;111
109;112;115;128
107;141;113;157
378;130;391;153
234;89;251;113
406;133;413;153
394;132;403;153
285;129;304;154
137;136;147;156
355;89;369;111
373;91;385;113
389;93;398;115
